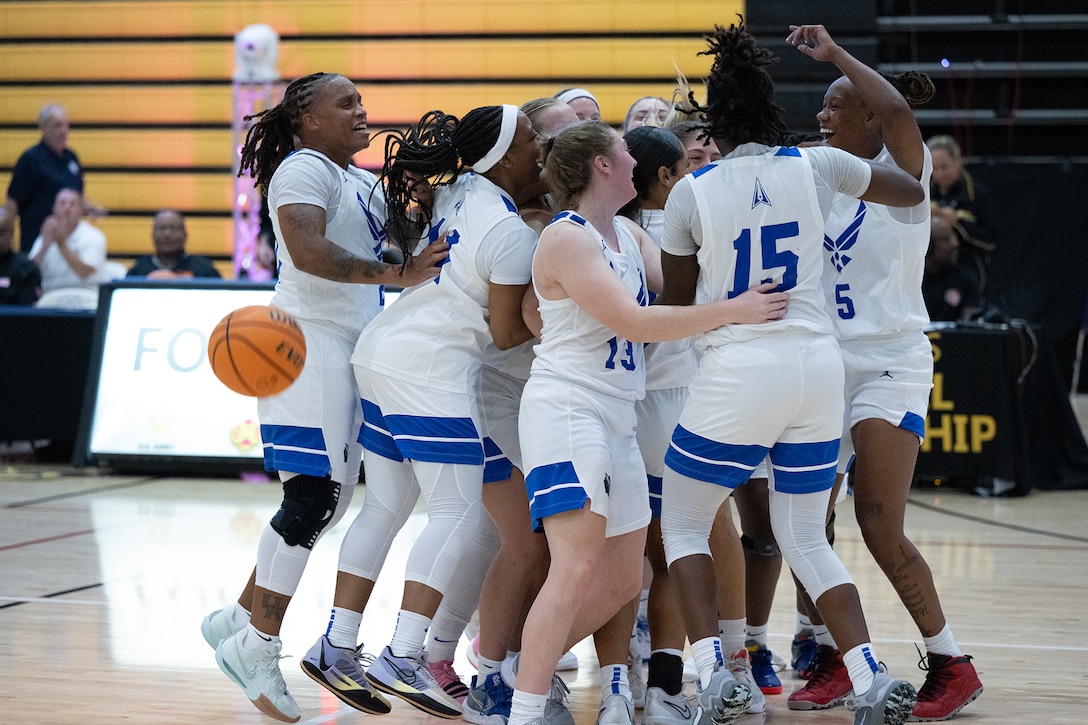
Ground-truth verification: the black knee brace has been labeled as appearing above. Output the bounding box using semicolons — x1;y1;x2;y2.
270;475;341;549
741;533;781;557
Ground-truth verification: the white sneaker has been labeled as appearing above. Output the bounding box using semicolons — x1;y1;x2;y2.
557;649;579;671
545;674;576;725
695;665;751;725
215;629;300;723
727;648;766;714
849;667;917;725
643;686;698;725
200;604;245;649
596;693;635;724
364;645;462;718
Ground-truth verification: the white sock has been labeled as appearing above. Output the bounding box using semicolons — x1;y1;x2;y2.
813;623;835;648
843;643;879;695
718;618;746;655
326;606;363;649
796;611;812;634
226;601;251;627
691;636;724;689
509;690;547;722
638;588;650;620
389;609;431;657
599;664;632;702
923;625;963;657
478;655;503;680
746;622;769;648
426;632;460;663
242;623;277;650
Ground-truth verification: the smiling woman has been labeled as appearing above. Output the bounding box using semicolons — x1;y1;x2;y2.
202;70;447;723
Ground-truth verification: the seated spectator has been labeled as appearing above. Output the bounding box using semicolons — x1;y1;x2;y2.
0;225;41;305
29;188;108;309
622;95;670;131
127;209;221;279
554;87;602;121
922;216;981;322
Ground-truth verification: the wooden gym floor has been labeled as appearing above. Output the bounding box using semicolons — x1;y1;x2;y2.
1;462;1087;724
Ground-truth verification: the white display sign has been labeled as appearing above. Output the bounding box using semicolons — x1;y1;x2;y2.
86;284;275;463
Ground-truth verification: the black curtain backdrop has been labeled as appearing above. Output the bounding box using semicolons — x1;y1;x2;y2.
970;162;1088;393
967;161;1088;490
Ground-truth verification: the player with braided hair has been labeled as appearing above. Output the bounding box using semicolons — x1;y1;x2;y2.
782;25;983;720
301;104;544;719
202;71;446;723
657;19;926;725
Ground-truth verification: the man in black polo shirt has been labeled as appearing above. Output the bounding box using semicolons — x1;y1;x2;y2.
1;104;104;252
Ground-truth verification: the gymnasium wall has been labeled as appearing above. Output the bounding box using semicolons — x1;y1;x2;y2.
0;0;741;275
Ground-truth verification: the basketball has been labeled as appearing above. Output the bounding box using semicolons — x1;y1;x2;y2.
207;305;306;397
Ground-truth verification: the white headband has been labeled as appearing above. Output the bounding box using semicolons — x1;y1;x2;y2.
472;104;519;173
555;88;598;106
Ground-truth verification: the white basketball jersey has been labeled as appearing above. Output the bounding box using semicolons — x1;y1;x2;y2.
529;212;649;401
636;207;697;391
681;144;833;347
267;149;386;334
823;146;933;338
353;172;536;395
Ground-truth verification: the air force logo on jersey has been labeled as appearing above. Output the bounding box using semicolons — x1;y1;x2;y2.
825;200;867;272
751;177;772;209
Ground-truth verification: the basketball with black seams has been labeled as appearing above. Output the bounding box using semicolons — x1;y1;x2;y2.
208;305;306;396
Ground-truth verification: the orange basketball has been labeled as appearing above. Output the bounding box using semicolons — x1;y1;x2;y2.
207;305;306;397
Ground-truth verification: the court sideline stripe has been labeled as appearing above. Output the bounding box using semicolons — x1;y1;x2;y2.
1;476;162;508
908;496;1088;544
0;582;103;610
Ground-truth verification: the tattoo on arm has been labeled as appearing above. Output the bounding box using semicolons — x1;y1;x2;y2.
280;205;386;283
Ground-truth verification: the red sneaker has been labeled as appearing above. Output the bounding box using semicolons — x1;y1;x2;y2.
786;645;851;710
910;652;983;721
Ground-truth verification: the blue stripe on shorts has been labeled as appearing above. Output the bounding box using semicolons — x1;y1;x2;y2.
664;425;767;487
900;411;925;438
260;424;331;476
384;411;484;465
358;399;404;461
768;440;840;493
648;474;663;519
483;436;514;484
525;461;588;532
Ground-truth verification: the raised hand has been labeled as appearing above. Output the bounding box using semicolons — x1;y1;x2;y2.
786;24;841;63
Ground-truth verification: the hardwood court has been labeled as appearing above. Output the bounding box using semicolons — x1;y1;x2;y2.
2;464;1087;724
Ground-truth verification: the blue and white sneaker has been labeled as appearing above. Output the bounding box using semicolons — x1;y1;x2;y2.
463;672;513;725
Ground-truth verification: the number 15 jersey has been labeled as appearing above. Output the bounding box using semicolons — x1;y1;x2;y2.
661;142;872;348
